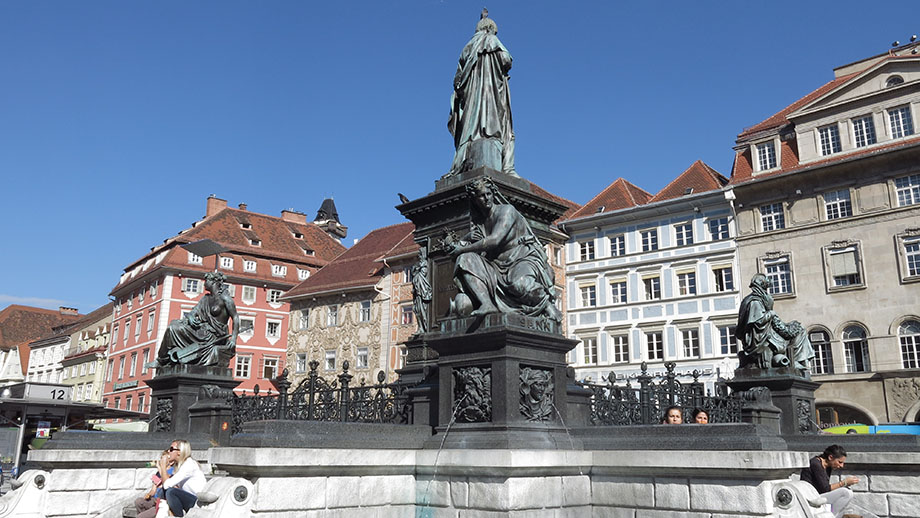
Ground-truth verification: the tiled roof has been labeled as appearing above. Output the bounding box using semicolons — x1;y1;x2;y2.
62;303;114;333
0;305;83;350
731;134;920;186
568;178;652;220
648;160;728;203
736;72;858;141
116;206;347;292
284;222;416;299
527;181;582;222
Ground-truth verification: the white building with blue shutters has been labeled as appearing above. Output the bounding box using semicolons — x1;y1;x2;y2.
561;161;740;390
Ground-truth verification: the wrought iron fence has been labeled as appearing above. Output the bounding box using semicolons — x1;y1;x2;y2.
229;360;413;435
578;361;742;425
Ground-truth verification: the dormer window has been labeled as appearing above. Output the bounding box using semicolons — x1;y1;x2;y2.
250;239;261;247
188;252;203;265
240;222;252;229
886;75;905;88
888;105;915;139
292;231;304;239
756;141;777;171
302;247;315;256
852;115;877;148
818;124;841;156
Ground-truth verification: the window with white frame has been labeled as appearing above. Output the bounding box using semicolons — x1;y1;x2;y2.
554;247;563;265
147;311;156;334
135;316;142;337
763;256;793;295
708;217;729;240
401;305;414;325
150;281;158;298
609;334;629;363
187;252;203;265
826;244;862;288
129;352;137;377
118;356;125;379
852;115;877;148
138;288;144;303
646;331;663;360
759;203;785;231
719;326;737;355
125;395;133;411
327;305;339;327
843;325;870;373
713;266;734;292
643;275;661;300
266;320;281;338
888;105;914;139
359;300;371;322
809;330;833;375
124;320;130;342
609;280;628;304
676;271;697;296
895;174;920;206
271;264;287;277
609;234;625;257
295;353;308;373
299;309;309;330
298;269;310;281
106;360;113;382
582;337;598;364
900;320;920;369
356;347;369;369
579;241;595;261
268;289;283;303
241;286;256;303
141;349;149;374
235;355;251;378
183;278;201;293
824;189;852;220
111;324;118;345
261;356;279;379
756;141;777;171
250;238;261;247
239;317;255;335
127;295;133;309
324;350;336;371
89;361;96;375
818;124;841;155
220;256;233;269
244;260;257;272
640;229;658;252
675;223;694;246
114;397;120;410
682;329;700;358
902;236;920;278
579;284;597;307
138;393;145;413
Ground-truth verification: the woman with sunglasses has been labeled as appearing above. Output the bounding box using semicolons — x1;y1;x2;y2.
156;440;206;517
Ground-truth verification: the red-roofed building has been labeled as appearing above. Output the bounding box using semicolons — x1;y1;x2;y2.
560;161;739;390
0;305;82;386
728;42;920;426
102;196;346;416
283;222;418;384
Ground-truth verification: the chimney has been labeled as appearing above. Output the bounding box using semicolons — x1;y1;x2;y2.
238;203;247;211
281;209;307;224
59;306;79;316
205;194;228;218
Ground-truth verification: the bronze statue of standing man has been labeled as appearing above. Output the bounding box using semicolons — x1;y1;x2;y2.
445;9;517;177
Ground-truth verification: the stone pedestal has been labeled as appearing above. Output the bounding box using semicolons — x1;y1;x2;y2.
144;365;240;436
728;370;819;435
397;335;440;428
422;314;580;449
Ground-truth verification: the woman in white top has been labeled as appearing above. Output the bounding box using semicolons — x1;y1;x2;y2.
157;439;206;517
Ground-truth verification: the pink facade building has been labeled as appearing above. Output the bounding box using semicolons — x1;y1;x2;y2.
102;196;346;416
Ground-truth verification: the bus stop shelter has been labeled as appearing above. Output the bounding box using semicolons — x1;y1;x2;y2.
0;382;146;475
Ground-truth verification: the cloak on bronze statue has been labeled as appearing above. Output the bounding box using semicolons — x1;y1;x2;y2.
736;273;815;376
445;178;561;324
445;9;517;177
148;271;240;368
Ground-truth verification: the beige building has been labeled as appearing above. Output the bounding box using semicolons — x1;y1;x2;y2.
283;223;418;385
729;42;920;426
61;303;113;405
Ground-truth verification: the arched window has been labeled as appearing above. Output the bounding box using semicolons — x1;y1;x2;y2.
842;325;870;372
810;329;833;374
887;75;905;88
899;320;920;369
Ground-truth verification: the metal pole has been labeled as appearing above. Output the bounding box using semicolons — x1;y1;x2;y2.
12;405;26;478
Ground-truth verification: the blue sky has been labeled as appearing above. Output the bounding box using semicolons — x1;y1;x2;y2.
1;1;915;313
